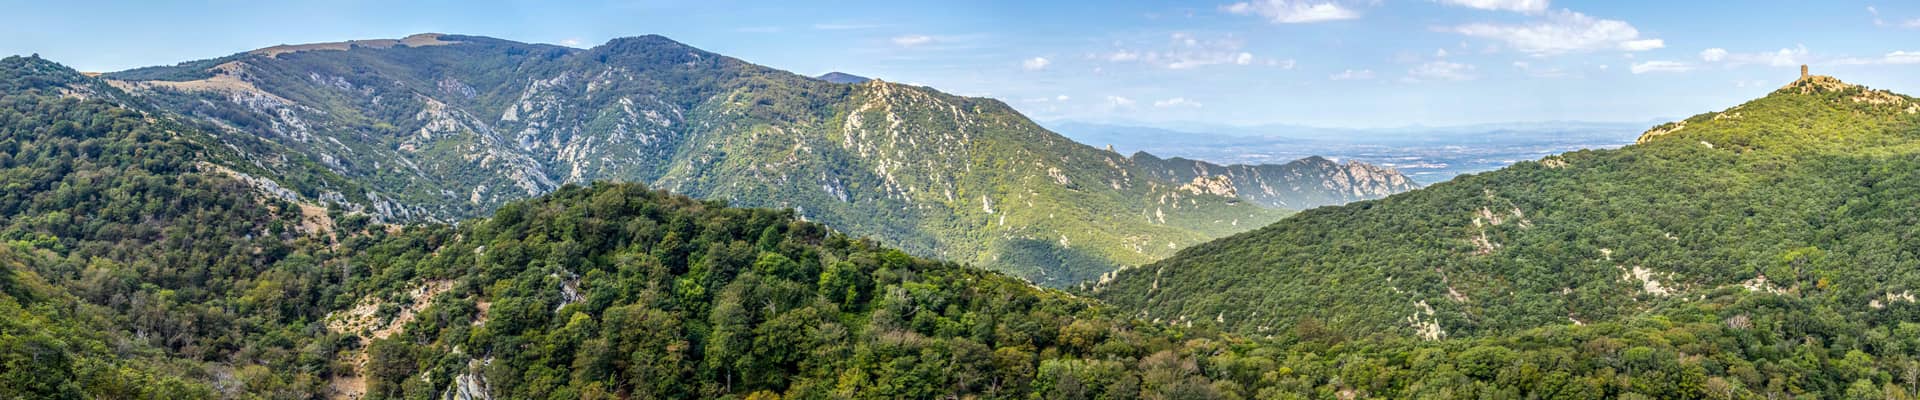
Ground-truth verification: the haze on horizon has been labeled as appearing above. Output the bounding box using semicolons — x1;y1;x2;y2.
5;0;1917;130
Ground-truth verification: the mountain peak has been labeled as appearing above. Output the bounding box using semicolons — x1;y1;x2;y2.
249;33;460;57
816;71;870;84
1780;65;1853;92
1638;71;1917;144
1298;155;1336;165
598;35;692;50
0;55;82;88
0;55;119;98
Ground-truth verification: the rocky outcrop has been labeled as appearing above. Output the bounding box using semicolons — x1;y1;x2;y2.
1132;153;1417;209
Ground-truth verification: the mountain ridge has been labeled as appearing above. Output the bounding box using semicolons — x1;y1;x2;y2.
1096;72;1920;338
815;71;870;84
6;44;1920;400
83;33;1411;285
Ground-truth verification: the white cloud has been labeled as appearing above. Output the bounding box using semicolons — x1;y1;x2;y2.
1407;61;1477;81
1511;61;1573;78
1101;33;1282;69
1022;57;1052;71
1618;39;1665;51
1153;97;1204;108
1868;6;1920;28
1330;69;1376;80
1447;10;1663;55
891;35;934;47
1438;0;1548;14
1056;95;1072;101
1167;52;1265;69
1700;46;1809;67
1700;48;1728;62
1763;46;1810;66
1888;51;1920;64
1223;0;1360;24
1832;51;1920;65
1630;61;1694;74
559;38;584;47
1106;96;1136;107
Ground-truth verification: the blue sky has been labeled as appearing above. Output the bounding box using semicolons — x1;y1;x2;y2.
5;0;1920;128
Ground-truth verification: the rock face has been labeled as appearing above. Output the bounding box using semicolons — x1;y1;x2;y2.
1132;153;1418;209
102;34;1318;286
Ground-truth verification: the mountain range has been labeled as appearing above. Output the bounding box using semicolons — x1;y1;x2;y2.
1095;72;1920;341
6;35;1920;398
1049;120;1643;181
93;34;1412;286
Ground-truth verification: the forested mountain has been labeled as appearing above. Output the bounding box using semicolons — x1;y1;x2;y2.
1096;73;1920;340
815;72;871;84
0;54;372;398
94;33;1413;286
9;55;1920;399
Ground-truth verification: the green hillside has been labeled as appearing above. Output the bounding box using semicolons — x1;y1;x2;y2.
83;34;1426;285
8;56;1920;398
0;55;367;398
1096;74;1920;339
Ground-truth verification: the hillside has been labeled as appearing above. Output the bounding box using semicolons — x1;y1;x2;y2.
0;55;373;398
1131;153;1418;209
7;56;1920;398
1096;73;1920;340
94;34;1417;286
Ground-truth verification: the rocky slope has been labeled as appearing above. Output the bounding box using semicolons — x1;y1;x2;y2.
1097;73;1920;339
96;34;1416;285
1130;152;1418;209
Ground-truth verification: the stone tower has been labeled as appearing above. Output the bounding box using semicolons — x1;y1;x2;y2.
1801;64;1809;79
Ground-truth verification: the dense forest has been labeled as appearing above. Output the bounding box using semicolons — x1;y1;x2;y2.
10;47;1920;399
1;54;360;398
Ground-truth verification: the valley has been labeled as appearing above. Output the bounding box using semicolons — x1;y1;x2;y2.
4;5;1920;398
89;34;1414;287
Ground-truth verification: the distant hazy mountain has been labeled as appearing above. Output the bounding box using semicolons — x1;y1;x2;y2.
1049;120;1642;182
91;34;1414;285
1130;153;1417;209
815;71;870;84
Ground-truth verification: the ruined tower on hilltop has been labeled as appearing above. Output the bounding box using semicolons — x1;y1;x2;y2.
1801;65;1809;79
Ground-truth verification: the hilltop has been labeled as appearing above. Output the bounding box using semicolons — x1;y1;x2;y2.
815;71;871;84
1097;70;1920;340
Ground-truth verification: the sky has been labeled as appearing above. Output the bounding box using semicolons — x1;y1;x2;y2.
5;0;1920;128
